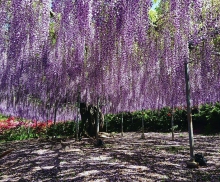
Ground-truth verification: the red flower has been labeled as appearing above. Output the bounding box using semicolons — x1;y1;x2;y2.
167;113;171;117
47;120;53;126
7;116;15;122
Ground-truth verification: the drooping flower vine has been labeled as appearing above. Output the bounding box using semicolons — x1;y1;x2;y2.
0;0;219;120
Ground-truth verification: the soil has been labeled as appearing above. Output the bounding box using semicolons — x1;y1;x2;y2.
0;132;219;182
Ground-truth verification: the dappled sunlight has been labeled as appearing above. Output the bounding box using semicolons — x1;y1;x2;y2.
0;175;21;182
77;169;100;178
87;155;112;162
33;149;51;155
0;132;220;181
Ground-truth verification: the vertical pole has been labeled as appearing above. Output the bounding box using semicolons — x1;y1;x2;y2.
184;62;194;160
76;106;79;141
96;97;100;140
53;107;57;125
53;101;58;125
46;109;49;126
105;113;108;133
171;107;174;140
141;109;145;139
53;103;58;138
121;112;124;137
76;91;80;141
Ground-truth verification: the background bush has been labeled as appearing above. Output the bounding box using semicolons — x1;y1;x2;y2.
193;102;220;134
105;102;220;134
46;121;75;137
0;102;219;142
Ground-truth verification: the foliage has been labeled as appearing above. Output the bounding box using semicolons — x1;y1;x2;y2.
2;126;35;141
193;102;220;134
0;102;219;141
105;103;220;134
46;121;76;137
0;0;220;121
105;107;185;133
0;115;75;141
148;9;158;23
0;114;8;121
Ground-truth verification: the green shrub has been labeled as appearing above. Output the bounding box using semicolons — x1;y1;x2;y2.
0;102;219;141
3;126;35;141
0;114;8;121
46;121;75;137
193;102;220;134
104;103;220;134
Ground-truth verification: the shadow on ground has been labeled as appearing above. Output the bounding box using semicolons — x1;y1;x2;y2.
0;132;220;182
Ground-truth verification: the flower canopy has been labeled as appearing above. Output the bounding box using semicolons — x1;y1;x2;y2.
0;0;219;120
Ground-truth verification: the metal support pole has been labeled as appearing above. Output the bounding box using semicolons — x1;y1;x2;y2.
53;102;57;125
171;107;174;140
105;116;108;133
76;106;79;141
141;109;145;139
96;97;100;140
121;112;124;137
184;62;194;160
76;91;80;141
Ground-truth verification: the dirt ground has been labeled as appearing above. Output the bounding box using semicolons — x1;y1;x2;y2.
0;132;219;182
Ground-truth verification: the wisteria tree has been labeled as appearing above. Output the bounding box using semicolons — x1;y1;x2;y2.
0;0;219;122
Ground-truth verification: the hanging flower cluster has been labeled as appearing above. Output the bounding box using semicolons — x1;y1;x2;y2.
0;0;219;120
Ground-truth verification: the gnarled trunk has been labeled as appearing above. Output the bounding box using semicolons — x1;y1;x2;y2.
79;103;104;138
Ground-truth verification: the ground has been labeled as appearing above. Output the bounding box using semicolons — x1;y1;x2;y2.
0;132;220;182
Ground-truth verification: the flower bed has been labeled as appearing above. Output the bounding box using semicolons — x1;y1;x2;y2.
0;116;57;141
